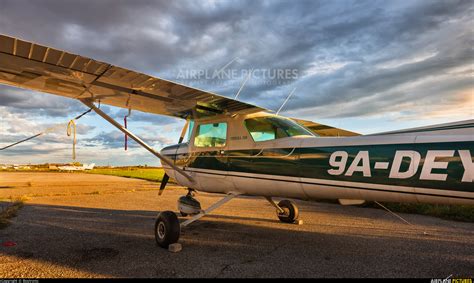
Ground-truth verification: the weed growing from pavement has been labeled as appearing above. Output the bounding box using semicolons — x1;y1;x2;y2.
0;198;25;229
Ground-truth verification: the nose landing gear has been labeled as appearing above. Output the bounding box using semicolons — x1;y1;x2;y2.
154;192;240;250
177;189;201;217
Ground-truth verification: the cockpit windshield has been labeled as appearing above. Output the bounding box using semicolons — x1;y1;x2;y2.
244;116;316;142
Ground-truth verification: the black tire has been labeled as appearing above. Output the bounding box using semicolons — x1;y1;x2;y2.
277;200;299;223
154;211;180;248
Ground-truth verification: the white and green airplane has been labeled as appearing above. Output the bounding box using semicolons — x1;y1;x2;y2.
0;34;472;249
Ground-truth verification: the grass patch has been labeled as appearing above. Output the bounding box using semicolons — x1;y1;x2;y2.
87;167;170;183
0;198;25;229
362;202;474;223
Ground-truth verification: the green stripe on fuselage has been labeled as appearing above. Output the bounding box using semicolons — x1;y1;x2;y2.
166;141;473;192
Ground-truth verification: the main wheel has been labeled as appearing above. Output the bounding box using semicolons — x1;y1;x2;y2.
277;200;299;223
154;211;180;248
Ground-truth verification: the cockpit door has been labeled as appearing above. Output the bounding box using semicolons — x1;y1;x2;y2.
186;120;234;193
227;115;307;198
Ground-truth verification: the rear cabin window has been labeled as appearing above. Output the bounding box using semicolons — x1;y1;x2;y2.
194;122;227;147
244;117;314;142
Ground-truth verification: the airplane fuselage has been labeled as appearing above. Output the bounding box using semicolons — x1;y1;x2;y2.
161;112;474;205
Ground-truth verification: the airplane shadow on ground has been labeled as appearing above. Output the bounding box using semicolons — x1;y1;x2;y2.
0;201;473;278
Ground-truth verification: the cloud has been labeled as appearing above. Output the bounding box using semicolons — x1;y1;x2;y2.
0;85;87;117
82;130;173;150
112;108;178;125
2;1;471;110
0;0;472;164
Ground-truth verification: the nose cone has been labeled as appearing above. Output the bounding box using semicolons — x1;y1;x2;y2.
160;143;185;157
160;145;175;156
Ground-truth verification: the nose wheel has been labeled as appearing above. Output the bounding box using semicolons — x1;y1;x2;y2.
154;211;180;248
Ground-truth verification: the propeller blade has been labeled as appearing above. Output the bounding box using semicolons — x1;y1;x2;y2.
159;173;170;196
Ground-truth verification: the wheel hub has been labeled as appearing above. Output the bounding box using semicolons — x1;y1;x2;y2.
157;222;166;239
278;207;290;217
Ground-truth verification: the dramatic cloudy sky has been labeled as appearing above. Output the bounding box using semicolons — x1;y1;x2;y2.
0;0;472;165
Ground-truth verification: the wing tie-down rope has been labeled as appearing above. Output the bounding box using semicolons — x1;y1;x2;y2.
0;109;93;159
67;120;77;160
124;108;131;151
124;116;127;151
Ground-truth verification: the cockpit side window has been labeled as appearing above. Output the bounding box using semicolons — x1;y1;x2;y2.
194;122;227;147
244;117;314;142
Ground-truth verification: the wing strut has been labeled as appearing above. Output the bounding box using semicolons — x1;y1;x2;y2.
79;98;195;183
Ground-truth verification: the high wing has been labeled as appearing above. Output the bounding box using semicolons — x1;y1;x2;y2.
0;34;266;119
291;118;360;137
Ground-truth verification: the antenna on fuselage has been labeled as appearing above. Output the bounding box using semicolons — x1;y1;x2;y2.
276;87;296;115
234;69;253;100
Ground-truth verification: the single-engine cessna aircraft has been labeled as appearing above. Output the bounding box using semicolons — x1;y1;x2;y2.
0;34;472;248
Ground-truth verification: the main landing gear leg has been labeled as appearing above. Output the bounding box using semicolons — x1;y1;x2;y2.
154;192;240;249
265;197;300;224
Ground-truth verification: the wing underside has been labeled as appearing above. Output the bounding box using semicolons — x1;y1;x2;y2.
0;34;265;119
